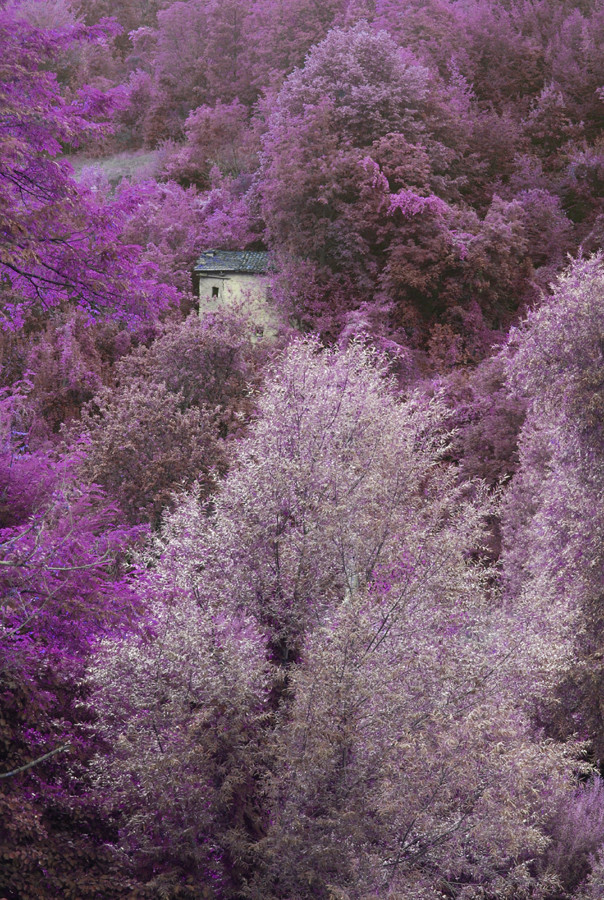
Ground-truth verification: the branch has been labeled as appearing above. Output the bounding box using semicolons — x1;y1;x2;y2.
0;742;71;779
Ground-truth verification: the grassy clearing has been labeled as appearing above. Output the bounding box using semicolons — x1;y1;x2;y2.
67;149;164;189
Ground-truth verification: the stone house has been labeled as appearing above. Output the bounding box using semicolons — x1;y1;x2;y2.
192;249;266;302
192;249;278;337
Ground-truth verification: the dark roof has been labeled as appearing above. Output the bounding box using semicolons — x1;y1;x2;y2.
193;250;270;275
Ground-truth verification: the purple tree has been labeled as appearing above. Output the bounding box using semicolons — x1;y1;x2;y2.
0;393;144;896
0;6;175;327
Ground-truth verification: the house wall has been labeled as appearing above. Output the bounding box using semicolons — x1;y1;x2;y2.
197;273;280;339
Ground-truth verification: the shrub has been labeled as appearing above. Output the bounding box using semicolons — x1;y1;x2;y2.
78;378;226;526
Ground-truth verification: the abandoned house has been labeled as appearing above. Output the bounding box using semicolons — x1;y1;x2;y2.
193;250;278;336
192;249;278;337
192;249;270;304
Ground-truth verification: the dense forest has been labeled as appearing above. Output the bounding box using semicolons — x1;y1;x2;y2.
2;0;604;897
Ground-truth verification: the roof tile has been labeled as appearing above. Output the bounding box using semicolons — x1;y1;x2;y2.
193;250;270;275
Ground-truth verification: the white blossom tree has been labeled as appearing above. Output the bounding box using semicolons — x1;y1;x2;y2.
90;338;579;898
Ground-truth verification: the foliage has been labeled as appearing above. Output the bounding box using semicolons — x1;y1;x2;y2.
438;354;526;487
503;255;604;611
259;23;553;345
90;339;582;898
0;4;180;327
251;572;572;899
116;178;259;293
90;584;269;897
0;402;142;899
542;777;604;895
116;309;263;436
4;1;604;895
164;99;258;188
0;5;177;327
501;256;604;765
77;378;226;526
0;426;141;667
72;307;263;527
22;312;106;436
181;340;456;652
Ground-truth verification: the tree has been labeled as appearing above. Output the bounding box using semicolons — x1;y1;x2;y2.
246;0;347;86
116;177;259;293
501;257;604;766
437;353;526;488
259;22;436;263
90;339;581;898
263;23;431;151
373;0;464;77
77;378;227;526
203;0;254;105
503;255;604;614
165;100;258;188
258;27;448;337
0;5;175;327
0;405;143;898
185;339;456;655
89;581;269;898
116;309;262;437
259;22;539;345
250;556;575;899
21;310;107;437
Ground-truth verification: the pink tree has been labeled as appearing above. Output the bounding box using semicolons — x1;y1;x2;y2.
203;0;254;104
258;22;541;346
246;0;347;86
116;177;259;293
492;254;604;893
252;553;575;899
258;25;444;337
89;579;269;896
503;255;604;618
164;99;258;188
90;339;581;897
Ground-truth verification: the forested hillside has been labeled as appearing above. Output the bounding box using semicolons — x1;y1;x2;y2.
1;1;604;897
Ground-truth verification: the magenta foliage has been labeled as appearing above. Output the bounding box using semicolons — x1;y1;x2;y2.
0;383;145;895
93;338;582;899
0;445;144;671
4;2;604;896
544;777;604;893
246;0;347;83
0;6;177;327
0;379;144;672
164;98;258;187
388;187;450;217
116;177;258;293
257;21;552;345
502;255;604;613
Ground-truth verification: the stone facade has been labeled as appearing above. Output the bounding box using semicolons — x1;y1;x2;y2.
193;250;279;338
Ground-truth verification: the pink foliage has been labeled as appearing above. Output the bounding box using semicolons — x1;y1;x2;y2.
246;0;347;84
117;178;258;293
4;2;604;895
388;188;449;217
0;425;143;671
164;99;257;187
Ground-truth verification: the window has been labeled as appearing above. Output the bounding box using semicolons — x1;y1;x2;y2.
212;286;220;298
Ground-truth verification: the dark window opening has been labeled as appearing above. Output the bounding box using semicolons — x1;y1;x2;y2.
212;286;220;298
